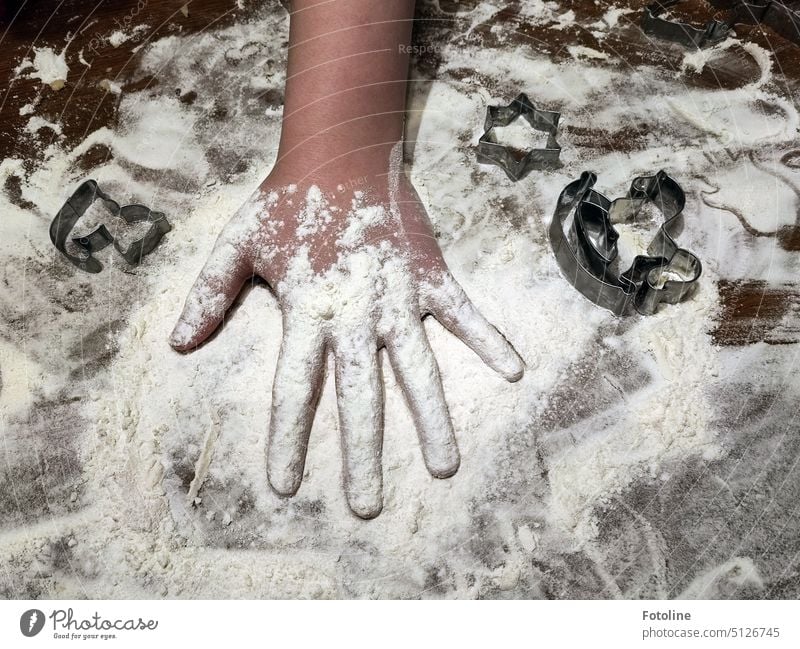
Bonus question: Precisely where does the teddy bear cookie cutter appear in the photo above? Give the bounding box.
[50,180,172,273]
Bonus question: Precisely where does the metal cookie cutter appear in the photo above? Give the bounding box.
[477,93,562,181]
[50,179,172,273]
[642,0,733,48]
[711,0,800,45]
[549,170,702,316]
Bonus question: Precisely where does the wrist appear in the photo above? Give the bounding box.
[269,138,399,188]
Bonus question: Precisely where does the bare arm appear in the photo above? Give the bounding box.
[274,0,415,182]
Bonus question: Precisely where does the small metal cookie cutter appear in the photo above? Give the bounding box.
[711,0,800,45]
[642,0,733,48]
[477,93,562,181]
[549,171,702,316]
[50,179,171,273]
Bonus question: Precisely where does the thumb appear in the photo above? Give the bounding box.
[170,234,253,351]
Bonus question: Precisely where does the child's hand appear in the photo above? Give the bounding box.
[170,164,524,518]
[170,0,525,518]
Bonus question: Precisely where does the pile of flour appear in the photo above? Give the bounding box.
[1,0,796,597]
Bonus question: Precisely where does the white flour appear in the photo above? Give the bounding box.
[1,1,796,597]
[15,46,70,89]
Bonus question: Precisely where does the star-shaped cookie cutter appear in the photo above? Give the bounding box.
[549,170,702,316]
[476,93,562,182]
[710,0,800,46]
[50,179,172,273]
[642,0,733,48]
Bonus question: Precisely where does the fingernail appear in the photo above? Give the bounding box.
[502,350,525,383]
[347,492,383,520]
[169,320,192,348]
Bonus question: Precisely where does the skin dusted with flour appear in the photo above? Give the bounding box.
[170,156,524,519]
[168,1,524,518]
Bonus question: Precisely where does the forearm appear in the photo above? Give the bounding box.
[273,0,416,182]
